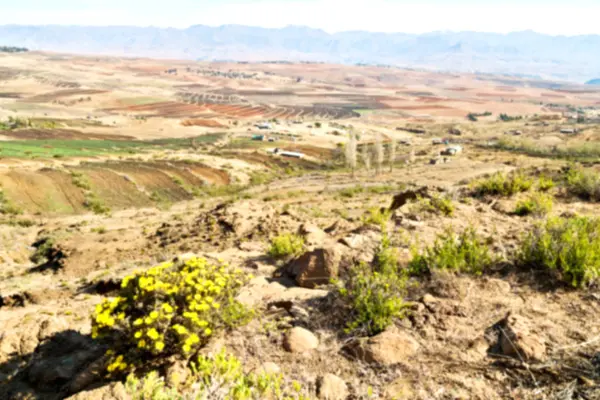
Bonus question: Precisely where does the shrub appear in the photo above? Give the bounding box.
[517,216,600,287]
[409,227,494,275]
[564,165,600,201]
[514,192,553,217]
[537,176,555,192]
[268,233,305,259]
[125,350,309,400]
[472,171,533,197]
[92,257,253,375]
[337,262,408,336]
[362,207,391,229]
[336,236,409,336]
[410,194,455,217]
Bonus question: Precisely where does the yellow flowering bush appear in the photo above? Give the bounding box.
[92,257,253,374]
[125,349,311,400]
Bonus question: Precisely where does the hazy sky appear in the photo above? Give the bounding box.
[2,0,599,35]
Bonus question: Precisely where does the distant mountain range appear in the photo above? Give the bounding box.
[2,24,600,83]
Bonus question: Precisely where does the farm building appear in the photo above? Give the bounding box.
[441,145,463,156]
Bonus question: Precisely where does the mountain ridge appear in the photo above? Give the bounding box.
[2,24,600,83]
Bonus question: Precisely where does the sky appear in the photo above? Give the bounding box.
[1,0,599,36]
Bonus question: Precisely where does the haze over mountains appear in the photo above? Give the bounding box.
[2,24,600,84]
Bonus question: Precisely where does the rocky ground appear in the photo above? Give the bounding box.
[1,156,600,399]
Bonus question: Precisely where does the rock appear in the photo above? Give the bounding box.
[318,374,348,400]
[345,327,420,366]
[498,313,546,362]
[389,187,432,211]
[66,382,130,400]
[298,223,329,247]
[339,229,381,264]
[283,327,319,353]
[235,277,287,307]
[288,247,342,289]
[67,356,108,394]
[257,362,281,375]
[324,220,355,237]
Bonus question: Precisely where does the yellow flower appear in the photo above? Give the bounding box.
[134,331,143,339]
[155,341,165,351]
[150,311,159,319]
[162,303,174,313]
[147,328,159,340]
[204,328,212,336]
[182,344,191,353]
[138,340,146,348]
[133,318,143,326]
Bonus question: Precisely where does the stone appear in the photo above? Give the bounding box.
[299,223,329,248]
[288,247,342,289]
[499,313,546,362]
[235,277,287,307]
[66,382,130,400]
[318,373,348,400]
[283,327,319,353]
[67,356,108,394]
[345,327,420,366]
[339,229,381,264]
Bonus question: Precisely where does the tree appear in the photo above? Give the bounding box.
[389,137,397,173]
[374,134,384,176]
[361,143,372,174]
[345,132,357,178]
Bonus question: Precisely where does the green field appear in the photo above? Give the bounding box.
[0,133,226,158]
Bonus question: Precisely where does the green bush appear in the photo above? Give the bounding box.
[362,207,392,228]
[410,194,455,217]
[472,171,533,197]
[537,176,555,192]
[268,233,305,259]
[92,257,253,375]
[514,192,553,217]
[517,216,600,287]
[336,236,409,336]
[564,165,600,201]
[337,262,408,336]
[125,350,309,400]
[409,227,494,275]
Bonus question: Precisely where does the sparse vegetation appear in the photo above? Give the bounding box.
[125,350,309,399]
[564,165,600,201]
[514,192,553,216]
[362,207,391,229]
[268,233,305,260]
[409,227,495,275]
[517,216,600,287]
[472,171,533,197]
[92,257,253,375]
[537,176,555,192]
[337,233,409,336]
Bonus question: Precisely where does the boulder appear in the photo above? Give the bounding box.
[498,313,546,362]
[345,327,420,366]
[287,246,342,289]
[283,327,319,353]
[318,374,348,400]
